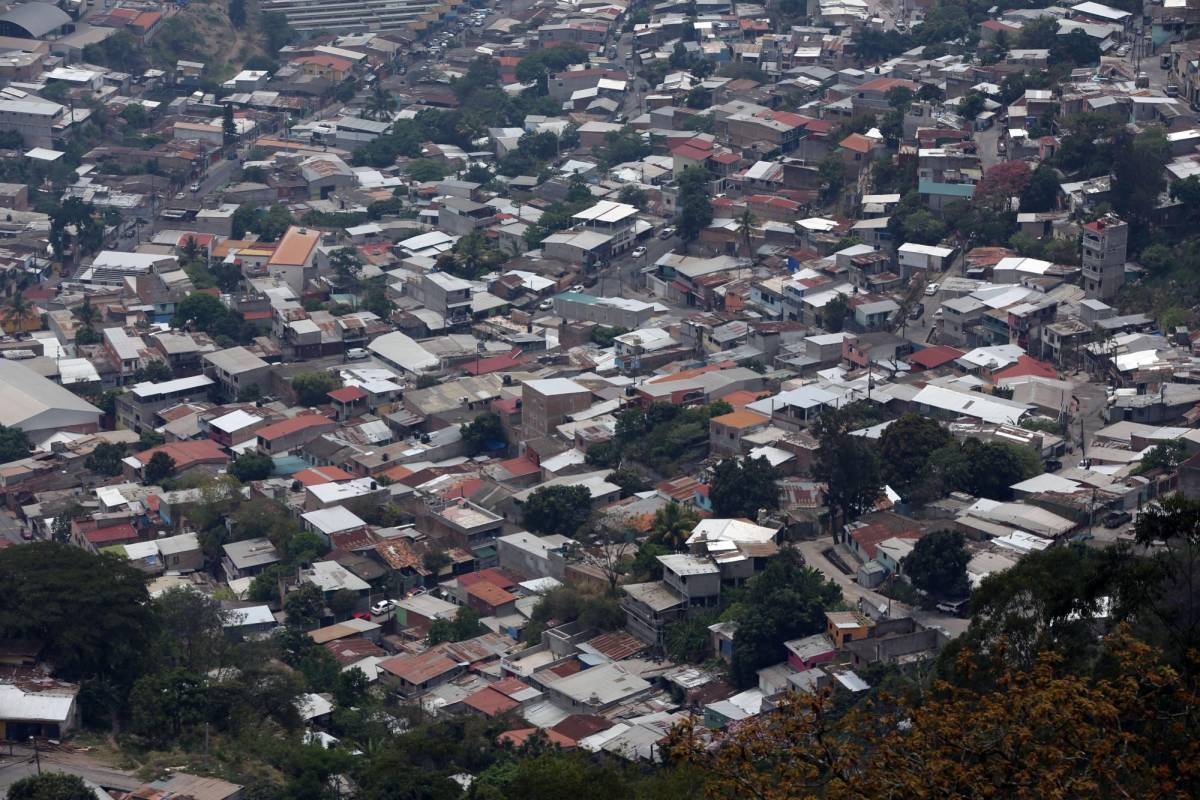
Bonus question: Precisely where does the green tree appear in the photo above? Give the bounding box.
[726,550,841,687]
[521,484,592,535]
[329,588,359,618]
[813,409,883,537]
[152,586,228,673]
[617,184,648,210]
[878,414,953,501]
[229,0,247,27]
[407,158,448,182]
[1111,127,1170,229]
[222,103,236,147]
[0,543,153,685]
[648,502,700,551]
[84,441,127,476]
[144,451,177,484]
[820,293,850,332]
[957,92,986,120]
[458,412,506,455]
[0,424,32,463]
[676,166,714,249]
[364,83,397,121]
[903,530,970,599]
[736,209,757,261]
[292,371,342,406]
[172,292,229,331]
[49,197,104,265]
[426,606,482,644]
[1020,164,1061,213]
[710,456,780,520]
[818,151,846,203]
[7,774,96,800]
[284,583,325,630]
[231,451,274,482]
[134,359,173,383]
[607,467,649,498]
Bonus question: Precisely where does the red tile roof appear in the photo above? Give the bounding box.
[257,414,333,441]
[462,686,519,716]
[135,439,228,469]
[328,386,367,403]
[379,648,459,684]
[79,522,138,545]
[466,582,517,608]
[993,355,1058,381]
[851,524,920,559]
[909,345,965,370]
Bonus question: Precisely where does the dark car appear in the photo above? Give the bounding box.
[1103,511,1132,529]
[908,303,924,320]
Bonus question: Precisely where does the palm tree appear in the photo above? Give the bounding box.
[736,209,758,262]
[7,290,31,333]
[363,84,396,121]
[651,502,700,552]
[452,232,488,279]
[76,296,97,330]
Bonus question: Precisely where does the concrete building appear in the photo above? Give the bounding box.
[522,378,592,438]
[0,97,65,148]
[1081,213,1127,301]
[115,375,215,433]
[203,347,271,400]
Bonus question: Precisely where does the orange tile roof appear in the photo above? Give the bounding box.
[711,409,769,429]
[135,439,227,468]
[840,133,875,154]
[267,226,321,267]
[257,414,332,441]
[497,727,576,748]
[294,465,355,486]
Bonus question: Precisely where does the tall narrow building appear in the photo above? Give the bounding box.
[1081,214,1128,301]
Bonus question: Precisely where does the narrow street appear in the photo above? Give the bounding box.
[0,744,140,795]
[794,538,970,638]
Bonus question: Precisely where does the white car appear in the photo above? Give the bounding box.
[538,299,553,310]
[631,246,647,258]
[925,282,940,296]
[370,599,399,616]
[345,347,370,361]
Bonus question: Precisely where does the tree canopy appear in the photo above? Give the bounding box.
[903,530,970,599]
[710,456,780,520]
[521,485,593,536]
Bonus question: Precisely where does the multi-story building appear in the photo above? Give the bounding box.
[521,378,592,438]
[1081,213,1128,301]
[0,97,66,148]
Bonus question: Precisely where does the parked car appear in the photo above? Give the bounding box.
[190,182,201,193]
[346,347,370,361]
[925,282,940,296]
[908,303,924,320]
[538,299,553,310]
[352,611,372,621]
[631,246,647,258]
[659,226,675,239]
[1104,511,1132,529]
[370,599,399,615]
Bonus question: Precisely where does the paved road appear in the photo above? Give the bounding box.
[794,538,970,638]
[0,745,140,796]
[595,234,675,298]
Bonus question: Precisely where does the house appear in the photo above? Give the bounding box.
[222,537,283,582]
[784,634,836,671]
[257,414,338,455]
[116,375,215,433]
[378,648,464,696]
[266,226,322,293]
[825,610,871,648]
[708,409,770,456]
[125,439,229,481]
[543,662,653,712]
[203,347,270,400]
[0,675,80,740]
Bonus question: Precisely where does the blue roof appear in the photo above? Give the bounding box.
[918,180,976,198]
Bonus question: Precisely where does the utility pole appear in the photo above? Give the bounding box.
[30,738,40,775]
